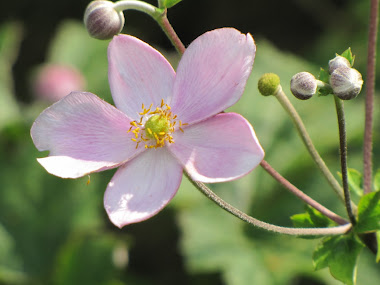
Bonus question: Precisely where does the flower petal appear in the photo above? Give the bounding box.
[104,147,183,228]
[170,28,256,125]
[168,113,264,183]
[108,34,176,120]
[31,92,143,178]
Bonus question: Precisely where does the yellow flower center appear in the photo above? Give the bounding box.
[128,99,187,149]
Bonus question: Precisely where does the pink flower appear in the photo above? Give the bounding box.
[33,64,86,102]
[31,28,264,228]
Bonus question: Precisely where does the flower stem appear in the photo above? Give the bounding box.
[274,86,345,202]
[113,0,160,17]
[112,1,185,54]
[334,96,356,225]
[260,160,348,225]
[363,0,379,194]
[185,172,352,236]
[155,10,186,54]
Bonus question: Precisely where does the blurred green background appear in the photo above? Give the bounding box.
[0,0,379,284]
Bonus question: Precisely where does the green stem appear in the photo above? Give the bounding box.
[185,172,352,236]
[113,1,185,54]
[363,0,379,194]
[334,96,356,225]
[155,10,186,54]
[260,160,348,225]
[113,0,160,17]
[274,86,345,202]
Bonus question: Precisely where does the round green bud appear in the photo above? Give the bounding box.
[328,55,351,74]
[290,72,317,100]
[258,73,281,96]
[330,66,363,100]
[84,0,125,40]
[145,115,169,139]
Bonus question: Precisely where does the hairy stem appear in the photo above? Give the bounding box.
[260,160,348,225]
[274,87,345,202]
[363,0,379,194]
[334,96,356,225]
[156,10,186,54]
[185,172,352,236]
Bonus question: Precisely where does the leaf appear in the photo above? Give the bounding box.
[318,67,330,83]
[347,168,363,196]
[340,47,355,66]
[356,191,380,233]
[313,234,364,285]
[162,0,183,8]
[318,68,333,96]
[374,169,380,191]
[337,168,363,197]
[291,206,335,239]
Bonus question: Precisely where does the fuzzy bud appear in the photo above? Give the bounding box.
[257,73,281,96]
[330,66,363,100]
[84,0,125,40]
[290,72,317,100]
[328,55,351,74]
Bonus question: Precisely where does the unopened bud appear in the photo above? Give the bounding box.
[290,72,317,100]
[257,73,281,96]
[84,0,125,40]
[328,55,351,74]
[330,66,363,100]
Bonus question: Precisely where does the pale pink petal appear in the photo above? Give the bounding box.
[170,28,256,125]
[168,113,264,183]
[31,92,143,178]
[104,148,183,228]
[108,34,175,120]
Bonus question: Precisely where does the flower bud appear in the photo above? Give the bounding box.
[257,73,280,96]
[84,0,125,40]
[328,55,351,74]
[330,66,363,100]
[290,72,317,100]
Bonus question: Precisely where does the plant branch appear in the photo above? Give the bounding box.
[155,10,186,54]
[363,0,379,194]
[260,160,348,225]
[185,172,352,236]
[274,87,345,202]
[334,96,356,225]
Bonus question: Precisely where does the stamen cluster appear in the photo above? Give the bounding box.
[128,99,187,149]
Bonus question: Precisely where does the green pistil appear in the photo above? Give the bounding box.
[145,115,169,139]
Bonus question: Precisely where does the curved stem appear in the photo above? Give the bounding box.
[156,11,186,54]
[334,96,356,225]
[363,0,379,194]
[113,1,185,54]
[113,0,160,17]
[260,160,348,225]
[274,87,345,202]
[185,172,352,236]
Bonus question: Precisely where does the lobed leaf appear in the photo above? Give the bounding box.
[356,191,380,233]
[313,234,363,285]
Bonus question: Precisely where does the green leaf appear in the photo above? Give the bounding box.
[291,206,335,239]
[318,68,333,96]
[313,234,364,285]
[374,169,380,191]
[356,191,380,233]
[376,231,380,263]
[340,47,355,66]
[291,205,334,228]
[337,169,363,197]
[318,67,330,83]
[162,0,183,8]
